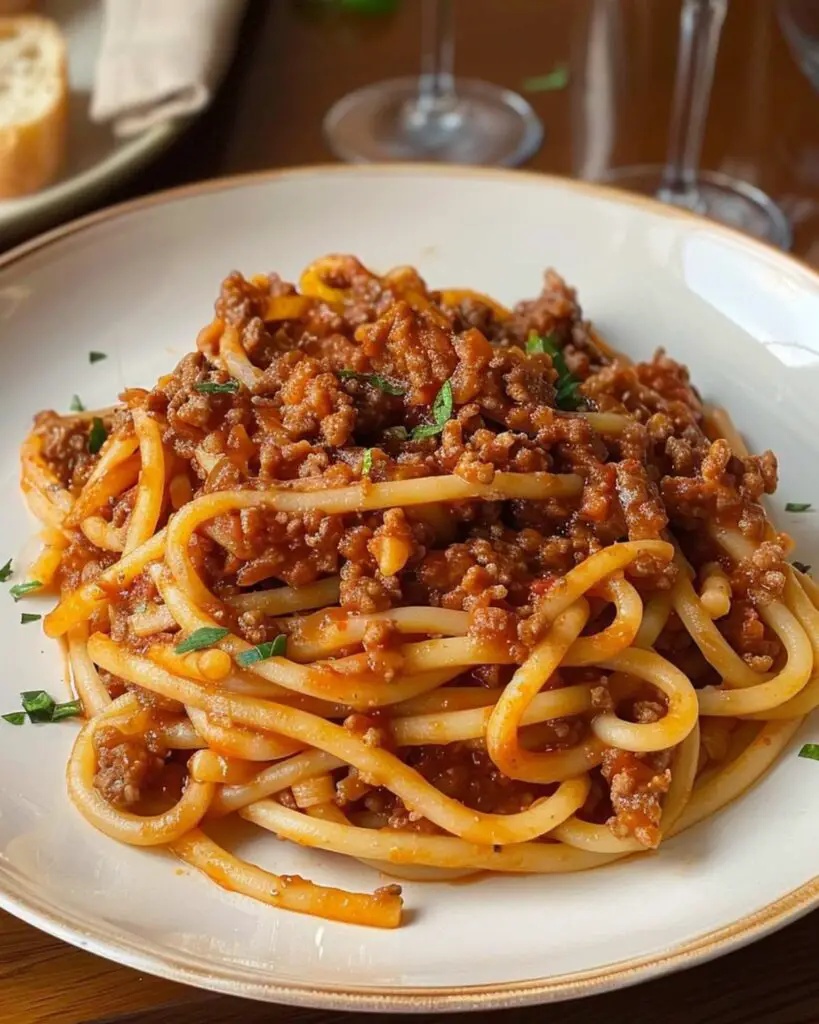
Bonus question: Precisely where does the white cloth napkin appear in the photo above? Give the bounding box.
[91,0,248,137]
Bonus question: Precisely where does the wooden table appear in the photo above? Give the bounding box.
[3,1,819,1021]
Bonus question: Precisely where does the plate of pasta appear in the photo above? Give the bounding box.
[1,164,819,1011]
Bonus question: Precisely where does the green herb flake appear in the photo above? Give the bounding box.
[20,613,41,625]
[527,333,561,357]
[7,691,82,725]
[339,0,399,14]
[361,448,374,476]
[193,379,241,395]
[0,559,12,583]
[793,561,812,575]
[88,417,107,455]
[69,394,86,412]
[527,332,583,411]
[20,690,56,723]
[51,699,83,722]
[10,580,41,602]
[174,627,230,655]
[556,378,582,410]
[338,370,406,396]
[522,63,570,94]
[799,743,819,761]
[786,503,812,513]
[236,635,287,668]
[89,351,107,364]
[411,379,454,441]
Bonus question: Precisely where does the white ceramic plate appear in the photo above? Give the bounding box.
[1,165,819,1012]
[0,0,180,243]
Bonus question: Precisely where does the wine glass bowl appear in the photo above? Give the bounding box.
[323,0,543,166]
[601,0,791,249]
[324,76,543,165]
[779,0,819,95]
[603,165,792,249]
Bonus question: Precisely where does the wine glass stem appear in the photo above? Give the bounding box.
[407,0,458,129]
[660,0,728,210]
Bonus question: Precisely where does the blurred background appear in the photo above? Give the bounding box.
[3,3,819,1022]
[2,0,819,257]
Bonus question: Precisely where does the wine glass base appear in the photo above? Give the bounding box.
[323,76,543,167]
[598,165,793,250]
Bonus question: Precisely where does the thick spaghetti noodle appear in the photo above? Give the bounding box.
[15,255,817,929]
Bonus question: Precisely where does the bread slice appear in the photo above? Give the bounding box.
[0,15,67,198]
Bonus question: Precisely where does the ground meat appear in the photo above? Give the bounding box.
[339,560,401,613]
[661,437,776,539]
[433,295,511,343]
[615,459,668,541]
[729,540,788,606]
[402,744,550,815]
[719,599,781,671]
[93,724,166,808]
[32,411,109,491]
[583,354,702,434]
[256,351,356,446]
[360,619,405,680]
[631,699,667,724]
[508,270,607,371]
[56,532,118,593]
[343,710,393,749]
[215,270,270,326]
[355,300,457,406]
[36,257,790,844]
[601,748,672,849]
[228,508,344,588]
[337,521,403,612]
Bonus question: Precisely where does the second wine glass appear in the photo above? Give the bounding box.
[602,0,791,249]
[323,0,543,166]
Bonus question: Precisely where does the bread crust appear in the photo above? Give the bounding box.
[0,15,68,198]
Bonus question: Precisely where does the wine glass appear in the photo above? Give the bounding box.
[323,0,543,166]
[602,0,792,249]
[780,0,819,94]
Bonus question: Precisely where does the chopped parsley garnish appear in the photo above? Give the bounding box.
[339,0,399,14]
[88,417,107,454]
[175,627,230,654]
[793,561,812,575]
[361,448,374,476]
[338,370,406,396]
[10,580,41,602]
[2,691,83,725]
[521,63,570,93]
[20,613,41,625]
[527,332,583,411]
[194,379,240,395]
[51,699,83,722]
[786,503,812,513]
[20,690,56,723]
[799,743,819,761]
[236,635,287,667]
[89,351,107,364]
[69,394,85,412]
[411,379,454,440]
[0,559,12,583]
